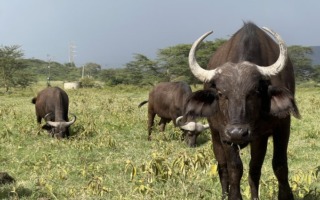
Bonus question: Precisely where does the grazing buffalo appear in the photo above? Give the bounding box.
[32,87,76,138]
[178,22,300,199]
[139,81,209,147]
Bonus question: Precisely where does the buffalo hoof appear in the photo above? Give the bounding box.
[0,172,15,185]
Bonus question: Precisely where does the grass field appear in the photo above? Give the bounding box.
[0,82,319,199]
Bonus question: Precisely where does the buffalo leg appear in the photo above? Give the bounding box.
[224,144,243,200]
[211,131,229,199]
[66,128,70,138]
[37,115,42,124]
[158,118,169,132]
[248,136,268,199]
[147,112,155,141]
[273,119,294,200]
[35,115,42,135]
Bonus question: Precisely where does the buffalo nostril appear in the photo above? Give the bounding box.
[242,130,249,137]
[226,127,249,140]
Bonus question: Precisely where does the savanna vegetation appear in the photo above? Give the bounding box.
[0,37,320,199]
[0,81,319,199]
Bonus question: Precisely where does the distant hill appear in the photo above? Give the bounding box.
[310,46,320,65]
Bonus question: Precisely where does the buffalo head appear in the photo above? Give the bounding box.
[42,113,77,138]
[176,116,210,147]
[179,27,300,145]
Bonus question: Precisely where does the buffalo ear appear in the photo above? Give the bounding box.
[42,124,52,131]
[268,86,301,119]
[184,89,218,119]
[31,97,37,104]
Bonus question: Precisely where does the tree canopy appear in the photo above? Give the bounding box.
[0,45,36,91]
[288,45,315,81]
[1,40,319,90]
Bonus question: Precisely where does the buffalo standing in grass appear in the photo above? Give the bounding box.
[178,22,300,199]
[139,81,209,147]
[32,87,76,138]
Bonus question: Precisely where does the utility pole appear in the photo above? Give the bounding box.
[47,54,51,87]
[69,42,76,65]
[82,65,85,78]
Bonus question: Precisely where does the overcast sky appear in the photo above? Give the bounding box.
[1,0,320,68]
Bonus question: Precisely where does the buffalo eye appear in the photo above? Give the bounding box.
[251,90,260,96]
[217,90,229,114]
[247,88,260,100]
[218,90,228,100]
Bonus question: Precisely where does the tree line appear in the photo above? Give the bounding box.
[0,39,319,91]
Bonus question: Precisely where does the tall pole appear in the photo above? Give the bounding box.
[82,65,85,78]
[47,54,51,87]
[69,42,76,65]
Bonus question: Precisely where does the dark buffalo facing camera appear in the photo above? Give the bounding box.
[139,81,209,147]
[32,87,76,138]
[178,22,300,199]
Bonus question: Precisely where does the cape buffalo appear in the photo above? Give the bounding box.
[139,81,209,147]
[178,22,300,199]
[32,87,76,138]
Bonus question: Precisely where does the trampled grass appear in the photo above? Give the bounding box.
[0,83,319,199]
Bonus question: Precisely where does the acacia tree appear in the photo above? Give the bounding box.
[157,44,191,82]
[83,62,101,78]
[124,54,161,85]
[288,45,314,81]
[100,40,226,86]
[99,68,127,85]
[0,45,34,92]
[157,39,226,84]
[313,65,320,82]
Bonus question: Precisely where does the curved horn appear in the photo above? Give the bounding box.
[179,121,210,132]
[44,112,53,121]
[256,27,288,77]
[63,113,77,127]
[189,31,219,83]
[180,121,196,131]
[46,114,76,127]
[202,124,210,130]
[176,116,184,126]
[46,121,60,127]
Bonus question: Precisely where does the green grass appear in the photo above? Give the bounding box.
[0,83,319,199]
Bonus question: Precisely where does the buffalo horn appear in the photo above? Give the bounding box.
[189,27,287,82]
[176,116,210,132]
[255,27,288,77]
[180,121,209,132]
[176,116,184,126]
[188,31,219,83]
[44,112,53,120]
[46,113,77,127]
